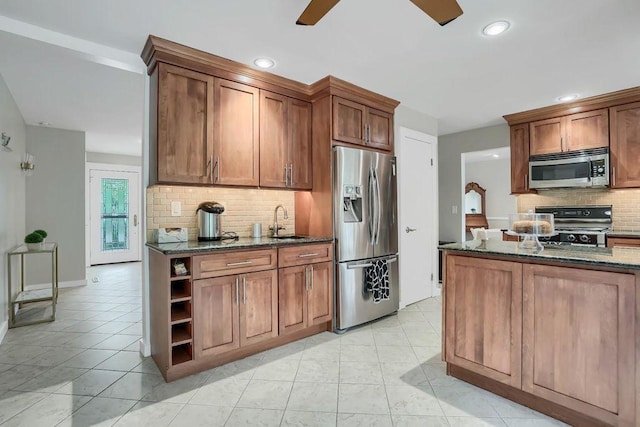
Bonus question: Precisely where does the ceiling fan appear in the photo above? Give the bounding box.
[296,0,463,26]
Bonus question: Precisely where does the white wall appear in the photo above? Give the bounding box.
[86,151,141,166]
[0,72,26,340]
[465,157,516,230]
[395,105,438,137]
[26,126,86,285]
[438,124,510,242]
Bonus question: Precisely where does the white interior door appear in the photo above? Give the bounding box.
[398,127,438,307]
[89,168,141,265]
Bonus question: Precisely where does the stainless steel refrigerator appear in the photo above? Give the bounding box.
[333,146,399,331]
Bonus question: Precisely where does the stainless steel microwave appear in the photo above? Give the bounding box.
[529,147,609,189]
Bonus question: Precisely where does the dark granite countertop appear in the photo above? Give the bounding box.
[146,236,333,255]
[439,240,640,270]
[606,230,640,239]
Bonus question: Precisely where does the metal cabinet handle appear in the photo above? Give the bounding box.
[235,277,239,304]
[208,156,213,183]
[405,227,416,233]
[133,214,138,227]
[242,276,246,305]
[216,157,220,182]
[347,263,373,269]
[305,266,309,291]
[284,164,288,186]
[298,253,318,258]
[309,265,314,290]
[289,164,293,186]
[226,261,253,267]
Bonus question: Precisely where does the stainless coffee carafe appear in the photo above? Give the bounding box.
[196,201,224,241]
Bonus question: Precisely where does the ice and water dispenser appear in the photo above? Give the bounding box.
[342,185,363,223]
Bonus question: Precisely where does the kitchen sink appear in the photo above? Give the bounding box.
[270,235,309,240]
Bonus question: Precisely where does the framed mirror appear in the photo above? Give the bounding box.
[465,182,488,232]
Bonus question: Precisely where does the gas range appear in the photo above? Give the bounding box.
[535,205,612,247]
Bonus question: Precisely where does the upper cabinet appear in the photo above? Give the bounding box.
[610,102,640,188]
[529,109,609,156]
[333,96,393,151]
[156,63,215,184]
[504,86,640,190]
[510,124,532,194]
[213,79,259,186]
[260,91,312,190]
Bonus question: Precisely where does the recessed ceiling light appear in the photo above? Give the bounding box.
[38,121,52,126]
[556,94,580,103]
[482,20,510,36]
[253,57,275,69]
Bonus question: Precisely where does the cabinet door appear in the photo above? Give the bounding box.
[239,270,278,346]
[529,117,564,156]
[333,96,366,145]
[522,265,635,426]
[366,107,393,151]
[610,102,640,188]
[157,63,214,184]
[509,124,532,194]
[260,91,288,188]
[445,255,522,388]
[565,109,609,152]
[278,265,308,335]
[307,261,333,326]
[606,236,640,248]
[214,79,259,186]
[193,276,239,358]
[289,99,313,189]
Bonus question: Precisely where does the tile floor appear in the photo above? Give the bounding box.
[0,262,568,426]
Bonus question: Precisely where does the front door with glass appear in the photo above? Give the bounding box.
[90,168,140,265]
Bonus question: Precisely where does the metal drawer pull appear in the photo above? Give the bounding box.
[226,260,253,267]
[235,277,239,304]
[242,276,246,305]
[310,265,314,290]
[347,263,373,269]
[298,253,318,258]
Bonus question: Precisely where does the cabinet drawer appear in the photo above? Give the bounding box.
[193,248,277,279]
[278,243,333,268]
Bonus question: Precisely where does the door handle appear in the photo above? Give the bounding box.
[289,164,293,186]
[305,266,309,291]
[405,227,416,233]
[284,164,288,186]
[133,214,138,227]
[235,277,239,304]
[309,265,314,290]
[298,253,318,258]
[347,263,373,270]
[209,156,213,183]
[226,261,253,267]
[242,276,246,305]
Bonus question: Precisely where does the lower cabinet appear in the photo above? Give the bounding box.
[279,261,333,335]
[194,269,278,359]
[444,253,637,427]
[445,256,523,388]
[522,264,635,426]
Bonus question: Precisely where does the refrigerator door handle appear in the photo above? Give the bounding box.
[347,262,373,269]
[373,167,381,245]
[368,167,375,244]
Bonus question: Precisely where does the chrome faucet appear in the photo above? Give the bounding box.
[272,204,288,237]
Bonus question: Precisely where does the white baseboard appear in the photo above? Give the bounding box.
[0,319,8,344]
[25,279,86,290]
[139,338,151,357]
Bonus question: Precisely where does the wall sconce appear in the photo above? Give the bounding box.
[1,132,11,152]
[20,153,35,176]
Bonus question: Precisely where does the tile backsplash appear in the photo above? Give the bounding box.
[517,188,640,231]
[146,186,296,242]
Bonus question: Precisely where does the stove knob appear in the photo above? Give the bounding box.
[579,234,590,243]
[582,210,591,216]
[597,166,605,174]
[567,234,576,242]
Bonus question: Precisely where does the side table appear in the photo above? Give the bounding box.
[7,242,59,328]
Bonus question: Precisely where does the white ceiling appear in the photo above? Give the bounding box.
[0,0,638,155]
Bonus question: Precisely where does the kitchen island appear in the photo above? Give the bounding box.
[147,236,334,382]
[440,240,640,427]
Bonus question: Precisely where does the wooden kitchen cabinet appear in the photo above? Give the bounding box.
[607,236,640,248]
[522,264,635,426]
[260,91,312,190]
[509,124,532,193]
[193,275,239,358]
[445,255,523,388]
[239,269,278,346]
[213,79,260,186]
[610,101,640,188]
[332,96,393,151]
[156,63,214,184]
[278,244,333,335]
[529,109,609,156]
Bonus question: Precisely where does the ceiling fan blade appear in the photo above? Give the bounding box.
[409,0,463,26]
[296,0,341,26]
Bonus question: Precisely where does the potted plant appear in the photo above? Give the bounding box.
[34,229,48,243]
[24,232,44,251]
